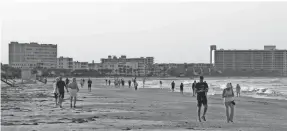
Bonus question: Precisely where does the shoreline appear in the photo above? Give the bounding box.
[2,82,287,131]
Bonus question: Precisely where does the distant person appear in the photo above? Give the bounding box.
[53,77,59,107]
[108,79,111,86]
[195,76,209,122]
[56,76,69,108]
[180,83,184,94]
[222,83,235,123]
[143,78,146,88]
[171,81,175,92]
[68,78,79,108]
[105,79,108,85]
[133,77,136,86]
[88,78,92,92]
[44,77,47,84]
[121,79,125,86]
[114,79,117,87]
[229,83,233,89]
[160,81,162,88]
[65,77,70,85]
[192,81,197,96]
[236,84,241,97]
[134,81,138,90]
[128,80,132,88]
[80,79,84,88]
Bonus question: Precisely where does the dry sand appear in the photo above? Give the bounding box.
[1,82,287,131]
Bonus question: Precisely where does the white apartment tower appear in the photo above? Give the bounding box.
[9,42,57,69]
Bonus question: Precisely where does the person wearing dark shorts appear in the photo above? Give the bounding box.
[195,76,209,122]
[88,78,92,92]
[108,79,111,86]
[57,76,69,108]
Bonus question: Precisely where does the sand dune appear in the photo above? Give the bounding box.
[1,82,287,131]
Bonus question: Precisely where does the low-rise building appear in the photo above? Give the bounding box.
[57,56,73,69]
[73,61,88,70]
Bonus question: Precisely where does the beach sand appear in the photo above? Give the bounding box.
[1,82,287,131]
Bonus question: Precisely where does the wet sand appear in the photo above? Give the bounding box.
[1,82,287,131]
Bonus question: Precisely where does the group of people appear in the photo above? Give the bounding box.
[53,77,93,108]
[171,81,185,94]
[52,75,242,123]
[170,76,241,123]
[104,77,140,90]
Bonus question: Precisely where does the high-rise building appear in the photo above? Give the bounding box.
[9,42,57,69]
[212,45,287,76]
[57,56,73,69]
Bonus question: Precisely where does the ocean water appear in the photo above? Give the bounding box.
[79,77,287,100]
[22,77,286,101]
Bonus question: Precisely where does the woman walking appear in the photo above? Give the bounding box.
[53,77,59,107]
[68,78,79,108]
[222,83,235,123]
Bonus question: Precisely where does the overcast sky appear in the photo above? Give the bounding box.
[1,1,287,64]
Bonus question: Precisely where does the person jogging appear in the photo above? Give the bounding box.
[194,76,209,122]
[88,78,92,92]
[56,76,69,108]
[192,81,197,96]
[171,81,175,92]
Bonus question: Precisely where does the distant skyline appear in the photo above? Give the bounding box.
[2,1,287,64]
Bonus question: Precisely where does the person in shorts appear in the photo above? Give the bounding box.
[195,76,209,122]
[68,78,79,108]
[57,76,69,108]
[53,77,59,107]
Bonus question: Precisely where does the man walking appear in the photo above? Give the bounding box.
[57,76,69,108]
[195,76,209,122]
[88,78,92,92]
